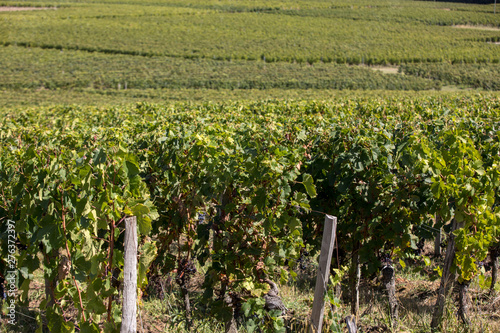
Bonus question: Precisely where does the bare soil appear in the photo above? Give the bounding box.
[453,24,500,32]
[371,66,400,74]
[0,7,54,12]
[359,65,400,74]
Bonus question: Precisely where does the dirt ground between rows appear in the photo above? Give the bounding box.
[453,24,500,32]
[0,7,54,12]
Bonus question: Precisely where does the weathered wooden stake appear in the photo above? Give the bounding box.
[309,215,337,333]
[381,264,398,325]
[431,219,462,330]
[434,214,442,257]
[457,279,471,326]
[44,249,58,307]
[349,245,360,319]
[121,216,138,333]
[345,315,357,333]
[489,245,499,297]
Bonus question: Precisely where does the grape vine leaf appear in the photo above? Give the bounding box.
[302,173,317,198]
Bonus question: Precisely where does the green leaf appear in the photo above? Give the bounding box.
[241,278,255,292]
[138,241,158,288]
[245,319,257,333]
[92,149,107,165]
[79,322,101,333]
[47,307,75,333]
[273,317,286,332]
[86,280,107,314]
[75,197,90,217]
[430,180,443,200]
[19,278,31,303]
[124,160,140,178]
[264,256,276,266]
[131,203,156,235]
[422,256,431,267]
[91,255,99,276]
[252,188,267,211]
[112,306,122,325]
[103,321,120,333]
[337,176,353,193]
[302,173,317,198]
[242,302,252,317]
[287,217,301,232]
[36,313,44,333]
[293,191,310,209]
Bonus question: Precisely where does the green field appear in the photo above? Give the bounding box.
[1,0,500,107]
[2,0,499,63]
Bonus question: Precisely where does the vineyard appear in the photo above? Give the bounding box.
[0,95,499,332]
[0,45,440,91]
[1,0,500,332]
[1,0,500,107]
[1,0,499,64]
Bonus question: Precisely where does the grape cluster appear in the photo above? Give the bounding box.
[477,261,492,272]
[296,251,310,271]
[414,239,425,256]
[380,254,393,267]
[177,258,197,281]
[198,212,207,225]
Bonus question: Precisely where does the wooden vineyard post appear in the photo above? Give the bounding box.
[381,264,398,325]
[309,215,337,333]
[434,228,442,257]
[489,245,499,296]
[434,214,442,257]
[349,242,361,318]
[344,315,357,333]
[431,218,462,330]
[121,216,138,333]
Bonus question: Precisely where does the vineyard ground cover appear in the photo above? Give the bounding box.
[2,242,499,332]
[0,7,53,11]
[453,24,500,31]
[368,66,401,75]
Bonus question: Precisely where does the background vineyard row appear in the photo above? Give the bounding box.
[1,0,500,109]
